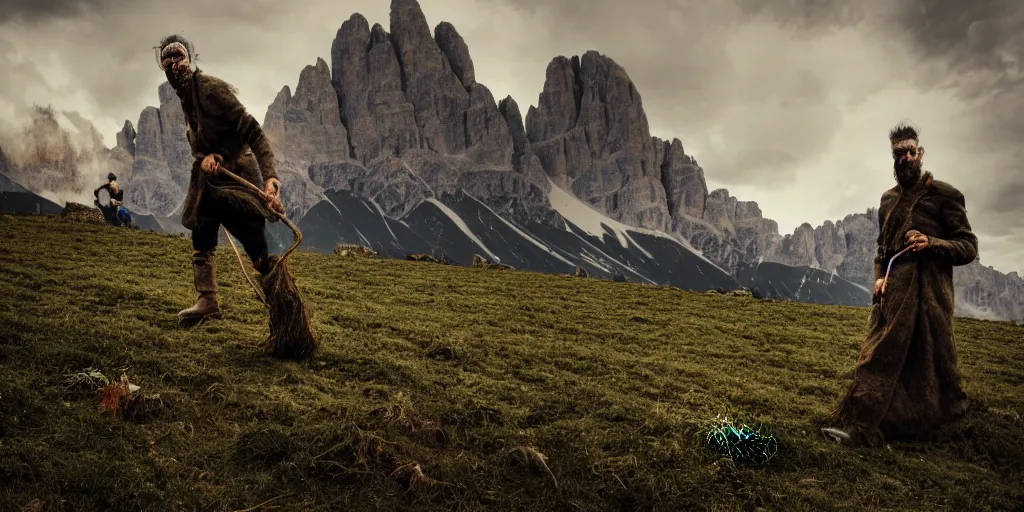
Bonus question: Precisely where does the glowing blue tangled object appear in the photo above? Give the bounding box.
[704,416,778,466]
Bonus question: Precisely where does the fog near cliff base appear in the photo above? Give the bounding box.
[0,0,1020,274]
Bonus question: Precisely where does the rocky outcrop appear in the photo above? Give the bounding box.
[955,263,1024,323]
[521,51,790,275]
[158,82,192,192]
[113,81,194,217]
[525,52,670,233]
[768,223,818,268]
[364,22,421,159]
[763,209,878,286]
[390,0,471,156]
[0,105,135,208]
[0,145,8,177]
[132,107,163,163]
[434,22,474,88]
[658,138,706,220]
[814,220,848,272]
[264,57,349,165]
[126,103,183,217]
[318,0,540,223]
[115,120,136,158]
[332,15,410,163]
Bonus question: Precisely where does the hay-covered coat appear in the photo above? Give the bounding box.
[831,171,978,443]
[176,70,277,230]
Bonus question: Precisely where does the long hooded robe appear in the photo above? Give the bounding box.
[830,171,979,445]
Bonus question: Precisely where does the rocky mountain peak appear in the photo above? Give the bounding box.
[116,120,137,158]
[658,137,708,220]
[525,51,668,232]
[158,82,176,105]
[498,95,528,156]
[264,56,349,166]
[434,22,475,89]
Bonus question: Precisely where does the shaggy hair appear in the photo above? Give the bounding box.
[889,122,920,145]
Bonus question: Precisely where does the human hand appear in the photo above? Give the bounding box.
[905,229,929,252]
[264,177,284,214]
[200,154,224,175]
[873,278,885,297]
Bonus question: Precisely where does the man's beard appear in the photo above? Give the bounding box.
[165,65,191,90]
[894,159,922,188]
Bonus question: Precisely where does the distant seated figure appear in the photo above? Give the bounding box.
[94,172,131,226]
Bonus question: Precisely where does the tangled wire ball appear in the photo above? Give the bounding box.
[704,416,778,466]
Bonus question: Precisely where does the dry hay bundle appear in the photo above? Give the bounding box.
[62,202,106,224]
[259,254,319,360]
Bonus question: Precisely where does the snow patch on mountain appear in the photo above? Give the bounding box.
[547,178,731,275]
[467,193,575,266]
[547,179,653,258]
[425,198,499,261]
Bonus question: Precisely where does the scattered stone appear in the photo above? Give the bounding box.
[426,345,456,361]
[472,254,514,270]
[407,253,439,263]
[335,243,377,258]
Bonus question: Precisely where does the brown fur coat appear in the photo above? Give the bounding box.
[830,171,979,444]
[175,70,278,230]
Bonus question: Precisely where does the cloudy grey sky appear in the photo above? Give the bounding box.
[1,0,1021,274]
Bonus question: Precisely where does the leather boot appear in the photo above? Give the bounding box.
[178,249,223,326]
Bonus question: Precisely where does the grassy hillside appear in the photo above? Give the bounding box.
[1,212,1022,511]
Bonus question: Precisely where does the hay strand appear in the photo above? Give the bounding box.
[224,227,266,304]
[259,254,318,359]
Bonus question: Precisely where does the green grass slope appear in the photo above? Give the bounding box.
[1,213,1022,511]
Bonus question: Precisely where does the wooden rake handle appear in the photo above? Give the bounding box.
[211,163,304,264]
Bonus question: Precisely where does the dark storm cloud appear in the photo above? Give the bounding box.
[0,0,111,24]
[0,0,296,129]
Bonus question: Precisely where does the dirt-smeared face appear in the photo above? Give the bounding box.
[160,42,192,87]
[891,139,923,187]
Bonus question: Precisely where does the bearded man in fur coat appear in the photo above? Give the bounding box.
[156,35,285,326]
[823,123,979,446]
